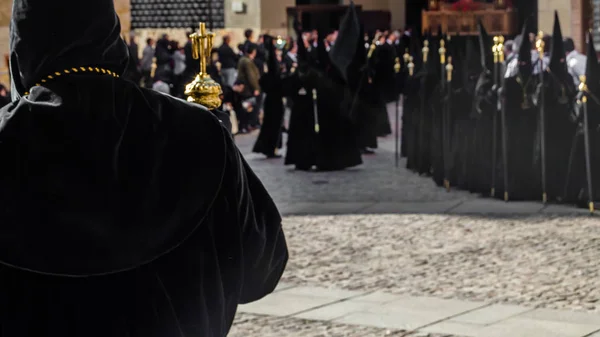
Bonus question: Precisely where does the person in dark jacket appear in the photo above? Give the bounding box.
[218,35,238,88]
[0,1,288,337]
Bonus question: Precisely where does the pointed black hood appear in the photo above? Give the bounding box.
[518,18,533,76]
[585,31,600,94]
[477,20,493,71]
[330,0,360,81]
[9,0,129,97]
[549,11,569,78]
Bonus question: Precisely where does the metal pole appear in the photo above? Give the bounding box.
[579,75,594,214]
[491,36,499,197]
[536,31,547,203]
[498,36,509,202]
[395,58,401,168]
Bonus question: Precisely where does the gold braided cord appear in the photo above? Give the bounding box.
[24,67,119,96]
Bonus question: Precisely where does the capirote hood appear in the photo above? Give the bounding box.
[9,0,129,97]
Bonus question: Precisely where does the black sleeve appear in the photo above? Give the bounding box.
[223,134,288,304]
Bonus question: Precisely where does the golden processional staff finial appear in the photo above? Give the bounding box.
[422,40,429,63]
[185,22,222,110]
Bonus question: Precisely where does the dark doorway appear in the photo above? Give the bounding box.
[513,0,538,32]
[405,0,427,32]
[288,5,359,32]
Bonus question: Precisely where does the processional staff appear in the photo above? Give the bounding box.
[490,36,499,198]
[577,75,595,214]
[444,56,453,192]
[185,22,222,110]
[496,36,509,202]
[536,31,548,204]
[394,57,401,168]
[418,40,429,172]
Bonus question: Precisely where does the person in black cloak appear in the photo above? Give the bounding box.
[452,37,482,190]
[413,33,441,176]
[284,19,320,170]
[336,2,378,154]
[370,37,394,137]
[403,33,423,171]
[0,0,288,336]
[499,18,542,200]
[429,29,448,187]
[564,31,600,205]
[469,21,496,195]
[252,35,285,158]
[312,25,363,171]
[350,24,379,153]
[541,11,578,201]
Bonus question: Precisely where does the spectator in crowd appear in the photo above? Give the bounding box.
[242,29,254,54]
[284,41,298,76]
[140,38,155,88]
[184,30,199,84]
[218,35,238,88]
[208,48,223,86]
[255,34,267,76]
[171,41,187,98]
[124,33,141,85]
[237,44,261,129]
[565,37,586,86]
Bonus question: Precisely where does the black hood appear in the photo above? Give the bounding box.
[518,18,533,76]
[9,0,129,98]
[549,11,569,81]
[585,30,600,94]
[329,0,360,82]
[477,20,493,71]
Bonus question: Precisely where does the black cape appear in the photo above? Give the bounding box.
[1,0,287,335]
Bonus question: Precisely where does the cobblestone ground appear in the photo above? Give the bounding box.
[231,106,599,335]
[229,313,465,337]
[279,214,600,312]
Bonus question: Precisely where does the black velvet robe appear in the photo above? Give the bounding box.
[283,72,319,170]
[0,0,288,335]
[253,37,284,157]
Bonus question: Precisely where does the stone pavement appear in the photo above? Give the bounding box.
[232,284,600,337]
[230,104,600,336]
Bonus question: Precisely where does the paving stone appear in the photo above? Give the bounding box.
[371,296,487,317]
[237,292,340,316]
[359,200,463,214]
[480,317,600,337]
[335,311,434,330]
[294,300,378,321]
[520,308,600,325]
[277,286,366,300]
[449,199,544,214]
[450,304,532,325]
[418,321,486,336]
[352,291,408,304]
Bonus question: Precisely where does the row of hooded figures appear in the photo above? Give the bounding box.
[400,12,600,212]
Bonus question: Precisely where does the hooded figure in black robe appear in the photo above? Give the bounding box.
[404,34,423,171]
[469,21,497,195]
[312,27,363,171]
[499,19,542,200]
[284,19,321,170]
[252,35,285,158]
[564,31,600,205]
[0,0,288,336]
[541,11,578,201]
